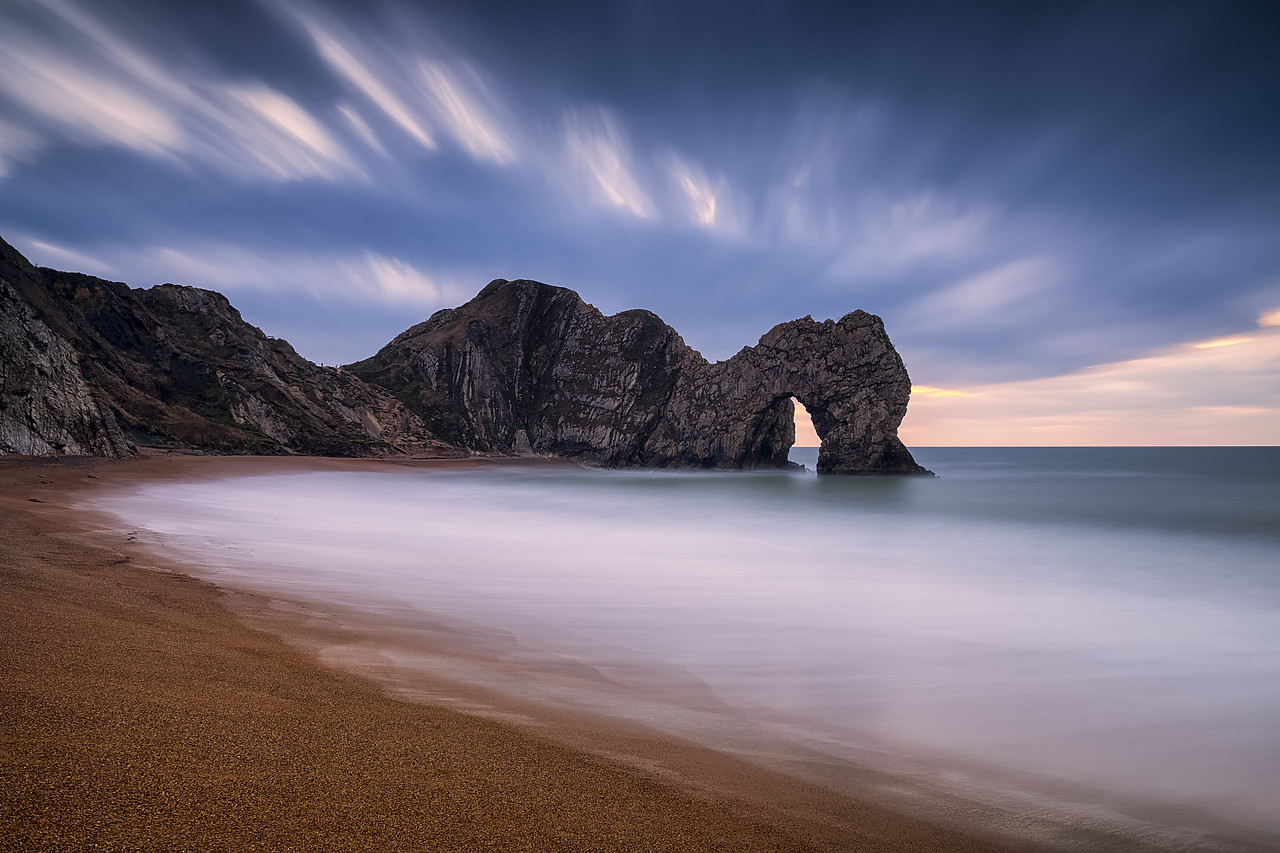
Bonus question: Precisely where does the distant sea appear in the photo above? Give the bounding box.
[92,447,1280,840]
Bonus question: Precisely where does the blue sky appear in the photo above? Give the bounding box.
[1,0,1277,443]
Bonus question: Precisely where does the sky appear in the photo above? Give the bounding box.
[1,0,1276,445]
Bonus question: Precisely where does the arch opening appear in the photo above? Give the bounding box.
[790,396,822,470]
[792,397,820,447]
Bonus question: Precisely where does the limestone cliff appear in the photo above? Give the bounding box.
[348,279,929,474]
[0,237,448,458]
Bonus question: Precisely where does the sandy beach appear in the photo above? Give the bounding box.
[0,453,1029,852]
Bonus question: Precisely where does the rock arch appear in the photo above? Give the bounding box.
[645,312,930,474]
[348,279,931,475]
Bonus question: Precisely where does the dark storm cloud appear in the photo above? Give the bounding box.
[1,0,1277,393]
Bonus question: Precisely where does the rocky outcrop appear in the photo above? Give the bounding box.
[348,279,929,474]
[0,237,450,458]
[0,272,129,456]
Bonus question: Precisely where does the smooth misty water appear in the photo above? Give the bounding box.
[92,448,1280,834]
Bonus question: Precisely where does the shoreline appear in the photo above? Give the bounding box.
[3,454,1274,851]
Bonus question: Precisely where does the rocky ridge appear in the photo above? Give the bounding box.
[0,237,449,458]
[348,279,929,474]
[2,237,927,474]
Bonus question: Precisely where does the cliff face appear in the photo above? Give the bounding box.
[0,259,130,457]
[0,238,448,458]
[348,279,929,474]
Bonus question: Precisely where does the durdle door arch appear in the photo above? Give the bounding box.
[635,312,932,475]
[348,279,932,475]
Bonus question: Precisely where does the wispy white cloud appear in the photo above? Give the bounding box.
[0,119,42,178]
[666,154,740,233]
[900,312,1280,446]
[905,257,1058,330]
[14,236,468,309]
[285,6,436,151]
[564,108,655,219]
[337,103,385,154]
[0,0,363,182]
[763,98,888,247]
[147,245,469,308]
[18,238,116,275]
[419,60,515,165]
[220,84,357,181]
[670,157,718,226]
[273,0,517,167]
[0,37,182,156]
[830,194,991,279]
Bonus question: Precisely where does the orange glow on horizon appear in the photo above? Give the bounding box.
[1192,336,1254,349]
[899,322,1280,446]
[911,385,976,398]
[792,398,820,447]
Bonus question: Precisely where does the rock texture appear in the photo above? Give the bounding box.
[0,271,129,457]
[348,279,929,474]
[0,237,449,458]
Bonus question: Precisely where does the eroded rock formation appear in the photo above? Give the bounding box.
[0,237,450,458]
[2,236,926,473]
[348,279,929,474]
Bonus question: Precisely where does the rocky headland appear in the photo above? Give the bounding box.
[1,237,928,474]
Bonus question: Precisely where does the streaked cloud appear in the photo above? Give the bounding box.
[0,36,181,156]
[148,245,469,308]
[273,1,517,166]
[901,316,1280,446]
[13,236,467,309]
[564,108,654,219]
[905,257,1058,330]
[830,194,991,280]
[222,84,357,181]
[0,119,42,178]
[0,0,363,182]
[21,238,116,275]
[284,4,436,150]
[337,103,386,154]
[419,60,515,165]
[668,156,719,228]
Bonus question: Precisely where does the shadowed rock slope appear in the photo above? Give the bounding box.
[0,237,448,458]
[347,279,929,474]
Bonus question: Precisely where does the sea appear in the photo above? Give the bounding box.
[89,447,1280,846]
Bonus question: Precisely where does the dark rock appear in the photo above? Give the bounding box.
[0,237,449,458]
[348,279,930,475]
[2,235,928,473]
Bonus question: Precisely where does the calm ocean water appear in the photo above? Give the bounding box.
[92,447,1280,837]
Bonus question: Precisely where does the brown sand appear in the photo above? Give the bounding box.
[0,454,1175,852]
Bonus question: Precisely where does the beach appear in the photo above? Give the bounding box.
[0,454,1026,852]
[4,452,1278,852]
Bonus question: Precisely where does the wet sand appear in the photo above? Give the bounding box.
[4,454,1272,852]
